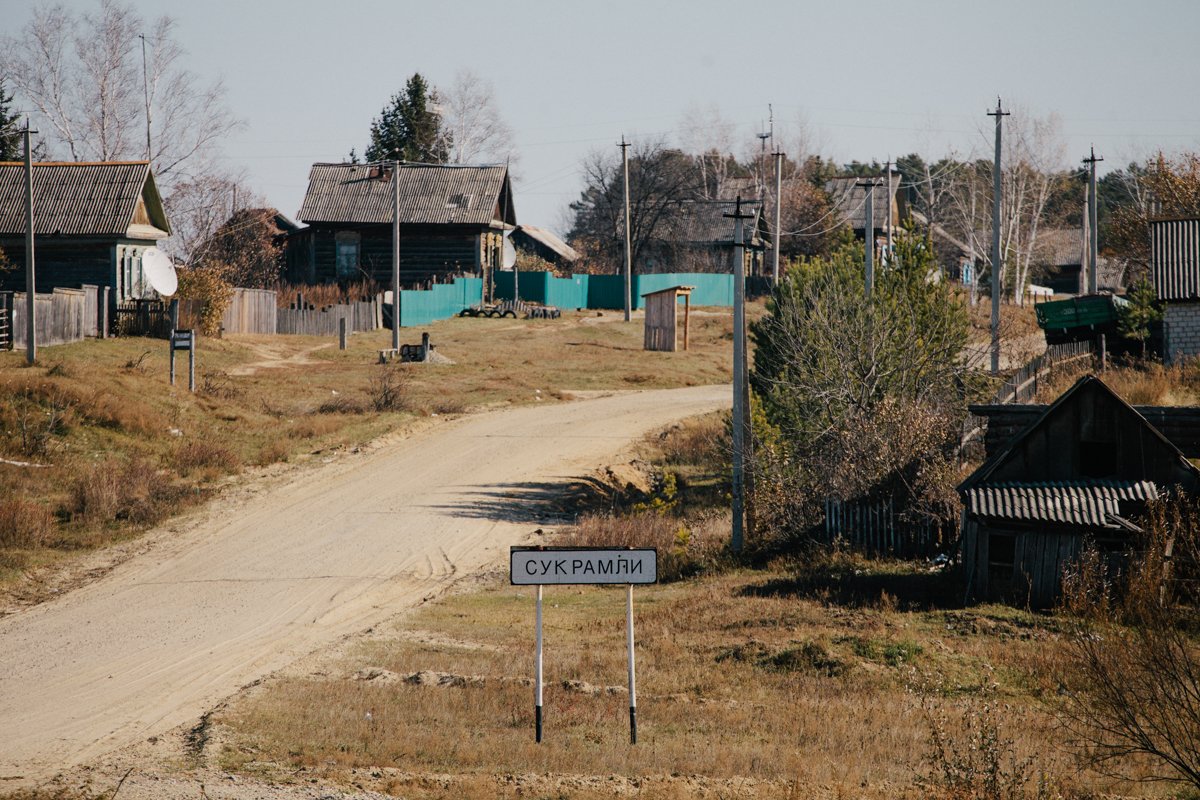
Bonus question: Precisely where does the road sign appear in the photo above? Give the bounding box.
[169,329,196,392]
[510,547,657,585]
[511,546,657,745]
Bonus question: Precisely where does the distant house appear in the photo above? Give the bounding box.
[511,224,578,267]
[0,161,171,308]
[959,375,1200,607]
[824,174,905,243]
[1152,217,1200,363]
[286,162,515,289]
[1033,228,1124,295]
[655,199,769,276]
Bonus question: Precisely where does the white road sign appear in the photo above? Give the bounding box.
[510,548,657,585]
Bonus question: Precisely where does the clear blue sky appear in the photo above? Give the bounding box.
[8,0,1200,234]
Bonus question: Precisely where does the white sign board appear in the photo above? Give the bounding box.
[511,548,657,585]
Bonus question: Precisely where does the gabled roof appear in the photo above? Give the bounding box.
[824,175,899,231]
[664,199,765,246]
[0,161,169,238]
[514,224,578,261]
[297,162,515,227]
[959,375,1200,494]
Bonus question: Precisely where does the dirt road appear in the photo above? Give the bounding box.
[0,385,729,778]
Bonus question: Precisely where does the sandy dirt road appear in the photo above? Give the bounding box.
[0,385,729,778]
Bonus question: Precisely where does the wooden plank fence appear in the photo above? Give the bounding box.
[276,294,382,336]
[179,288,278,335]
[10,286,106,348]
[823,497,944,558]
[0,292,11,350]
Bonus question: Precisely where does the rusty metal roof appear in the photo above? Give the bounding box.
[965,480,1158,527]
[0,161,168,237]
[1152,218,1200,300]
[514,224,578,262]
[664,199,765,246]
[824,176,899,231]
[298,162,515,227]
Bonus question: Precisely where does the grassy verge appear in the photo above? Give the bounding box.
[0,308,738,595]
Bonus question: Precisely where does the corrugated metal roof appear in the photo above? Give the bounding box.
[965,480,1159,527]
[297,162,514,227]
[664,199,764,245]
[514,224,578,261]
[0,161,166,236]
[824,176,897,230]
[1152,218,1200,300]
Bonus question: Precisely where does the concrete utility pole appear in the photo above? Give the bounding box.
[619,136,632,321]
[725,197,754,553]
[856,177,884,297]
[139,34,152,161]
[1083,146,1104,296]
[23,120,36,365]
[392,160,401,350]
[988,98,1009,375]
[772,150,783,283]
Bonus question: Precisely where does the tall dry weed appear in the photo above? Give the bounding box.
[0,499,54,548]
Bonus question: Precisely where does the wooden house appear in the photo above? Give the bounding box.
[824,175,905,245]
[511,224,578,268]
[287,162,515,289]
[654,199,768,276]
[958,375,1200,607]
[0,161,171,308]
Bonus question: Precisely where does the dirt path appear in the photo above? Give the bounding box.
[229,340,333,375]
[0,385,729,779]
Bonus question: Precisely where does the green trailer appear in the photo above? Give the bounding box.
[1035,294,1128,334]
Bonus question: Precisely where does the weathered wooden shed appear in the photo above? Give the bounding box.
[959,375,1200,607]
[642,285,693,352]
[0,161,171,309]
[287,162,515,290]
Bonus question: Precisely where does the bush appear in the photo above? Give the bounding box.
[174,441,241,477]
[68,458,178,526]
[0,499,54,548]
[368,364,410,412]
[569,511,725,582]
[176,265,234,336]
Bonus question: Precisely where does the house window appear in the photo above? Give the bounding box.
[335,232,360,279]
[120,247,146,300]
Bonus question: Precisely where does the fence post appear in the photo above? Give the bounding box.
[339,316,347,350]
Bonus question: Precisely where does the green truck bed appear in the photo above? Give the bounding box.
[1035,294,1128,331]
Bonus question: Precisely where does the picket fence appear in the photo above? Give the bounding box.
[823,497,944,558]
[5,286,107,348]
[276,296,382,336]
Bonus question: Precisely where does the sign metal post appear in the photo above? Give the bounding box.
[511,547,657,745]
[169,329,196,392]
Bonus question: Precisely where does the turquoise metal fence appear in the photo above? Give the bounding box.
[392,277,483,328]
[462,271,735,314]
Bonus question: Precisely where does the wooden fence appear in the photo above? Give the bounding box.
[276,295,382,336]
[8,286,107,348]
[959,340,1093,462]
[0,292,10,350]
[823,497,945,558]
[115,298,172,338]
[179,288,278,335]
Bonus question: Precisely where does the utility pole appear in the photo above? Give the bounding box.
[619,136,632,322]
[988,98,1009,375]
[856,177,883,297]
[885,158,893,265]
[1083,146,1104,296]
[772,149,783,283]
[725,197,754,553]
[391,160,400,351]
[23,120,36,365]
[139,34,152,161]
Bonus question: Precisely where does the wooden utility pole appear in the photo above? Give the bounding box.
[139,34,152,161]
[988,98,1009,375]
[620,136,632,321]
[1083,146,1104,295]
[772,150,783,283]
[885,159,893,263]
[856,177,884,297]
[23,121,36,365]
[391,160,400,350]
[725,197,754,553]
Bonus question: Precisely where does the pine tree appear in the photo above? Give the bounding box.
[364,73,450,163]
[0,80,23,161]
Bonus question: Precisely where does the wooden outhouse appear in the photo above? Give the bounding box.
[642,285,693,352]
[958,375,1200,607]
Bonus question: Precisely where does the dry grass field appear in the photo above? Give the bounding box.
[208,554,1164,800]
[0,308,738,595]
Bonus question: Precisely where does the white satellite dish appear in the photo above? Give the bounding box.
[142,247,178,297]
[502,238,517,270]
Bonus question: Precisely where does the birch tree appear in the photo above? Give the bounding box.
[439,69,515,166]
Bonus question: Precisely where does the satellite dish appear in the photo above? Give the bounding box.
[142,247,178,297]
[502,238,517,270]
